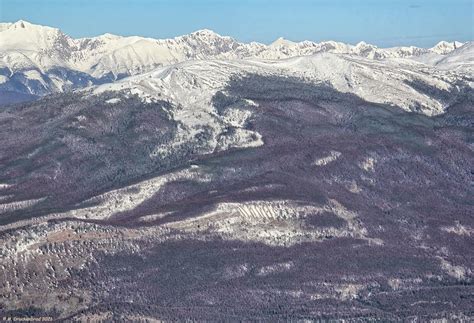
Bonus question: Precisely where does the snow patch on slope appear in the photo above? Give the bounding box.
[314,151,342,166]
[167,199,382,246]
[96,54,461,116]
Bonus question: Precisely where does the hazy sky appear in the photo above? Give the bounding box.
[1,0,473,47]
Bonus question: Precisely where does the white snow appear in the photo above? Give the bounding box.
[414,42,474,74]
[166,198,382,246]
[257,261,294,276]
[442,223,472,236]
[94,53,460,117]
[270,37,297,48]
[430,41,465,55]
[314,151,341,166]
[53,165,211,220]
[0,198,46,214]
[105,98,121,104]
[1,19,470,84]
[438,257,472,280]
[23,69,44,81]
[359,157,377,172]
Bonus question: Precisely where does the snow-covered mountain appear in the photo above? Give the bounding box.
[0,20,470,104]
[430,40,464,55]
[414,41,474,73]
[1,21,474,321]
[95,54,465,117]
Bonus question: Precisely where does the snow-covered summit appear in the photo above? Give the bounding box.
[0,20,466,77]
[270,37,297,47]
[0,20,471,105]
[0,19,72,51]
[188,28,224,38]
[431,41,464,55]
[95,53,463,116]
[412,41,474,74]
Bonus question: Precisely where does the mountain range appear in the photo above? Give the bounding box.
[1,20,472,105]
[0,20,473,321]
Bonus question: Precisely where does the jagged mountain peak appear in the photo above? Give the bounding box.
[11,19,32,29]
[0,19,69,50]
[270,37,296,47]
[1,20,471,105]
[4,19,61,33]
[355,41,376,48]
[181,28,235,43]
[189,28,222,37]
[431,40,465,54]
[0,20,466,55]
[90,32,123,40]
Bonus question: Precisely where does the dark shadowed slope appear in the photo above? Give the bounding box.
[0,75,473,320]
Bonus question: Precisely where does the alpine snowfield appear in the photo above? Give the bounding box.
[95,54,468,117]
[0,20,472,106]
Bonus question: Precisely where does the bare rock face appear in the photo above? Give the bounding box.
[0,70,472,321]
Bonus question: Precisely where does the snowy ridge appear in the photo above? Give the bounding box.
[95,54,463,116]
[414,41,474,73]
[0,20,471,103]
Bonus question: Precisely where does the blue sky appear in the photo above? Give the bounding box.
[1,0,473,47]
